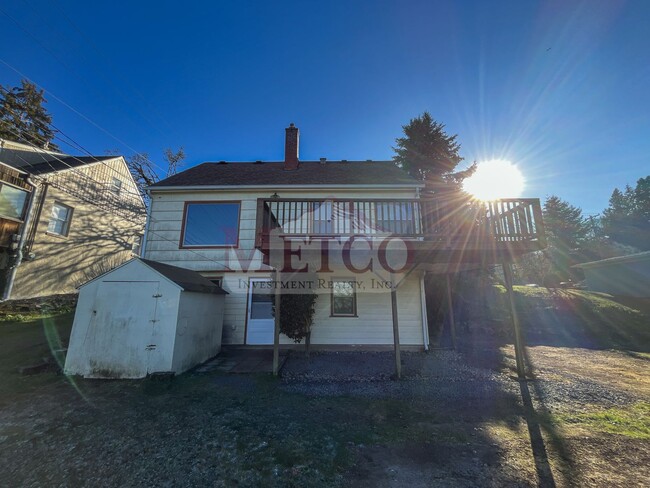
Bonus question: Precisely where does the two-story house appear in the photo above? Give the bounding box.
[0,138,146,300]
[143,124,545,367]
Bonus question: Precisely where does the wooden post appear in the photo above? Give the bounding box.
[390,278,402,379]
[502,262,526,378]
[272,271,281,376]
[445,274,457,350]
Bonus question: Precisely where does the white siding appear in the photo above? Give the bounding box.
[172,291,225,373]
[144,186,425,347]
[144,188,418,270]
[216,272,425,347]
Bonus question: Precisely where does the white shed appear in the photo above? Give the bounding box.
[64,258,227,379]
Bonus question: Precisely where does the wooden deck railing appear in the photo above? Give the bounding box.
[255,197,546,252]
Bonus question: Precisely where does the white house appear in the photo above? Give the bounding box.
[141,124,546,363]
[64,258,227,378]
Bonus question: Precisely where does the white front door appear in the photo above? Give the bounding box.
[246,278,275,345]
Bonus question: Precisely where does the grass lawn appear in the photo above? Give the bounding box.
[0,292,649,487]
[0,311,74,400]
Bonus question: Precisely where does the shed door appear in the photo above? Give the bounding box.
[85,281,161,378]
[246,279,274,345]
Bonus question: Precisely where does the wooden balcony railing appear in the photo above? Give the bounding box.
[255,197,546,253]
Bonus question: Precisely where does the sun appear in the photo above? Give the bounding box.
[463,159,525,200]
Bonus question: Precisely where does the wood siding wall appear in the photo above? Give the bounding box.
[145,187,424,347]
[11,158,145,298]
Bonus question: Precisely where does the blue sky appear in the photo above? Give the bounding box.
[1,0,648,215]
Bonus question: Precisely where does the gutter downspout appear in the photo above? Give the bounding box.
[2,175,38,301]
[140,189,152,258]
[420,273,429,350]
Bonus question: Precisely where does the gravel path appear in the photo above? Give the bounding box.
[280,351,520,405]
[1,346,647,487]
[279,348,646,410]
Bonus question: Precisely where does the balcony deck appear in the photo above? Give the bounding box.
[255,197,546,269]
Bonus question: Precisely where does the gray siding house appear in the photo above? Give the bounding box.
[574,251,650,297]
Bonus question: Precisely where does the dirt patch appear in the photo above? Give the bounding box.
[0,293,77,322]
[346,437,525,488]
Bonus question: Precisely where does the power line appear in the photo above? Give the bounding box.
[2,126,236,270]
[0,57,170,176]
[0,85,152,203]
[5,1,172,141]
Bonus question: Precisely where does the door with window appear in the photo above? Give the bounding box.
[246,278,275,344]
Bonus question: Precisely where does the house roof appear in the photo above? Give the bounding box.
[140,259,228,294]
[150,161,422,188]
[0,139,118,174]
[23,156,118,175]
[573,251,650,270]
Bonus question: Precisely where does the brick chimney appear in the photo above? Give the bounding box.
[284,123,299,170]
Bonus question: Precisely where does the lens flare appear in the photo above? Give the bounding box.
[463,159,525,200]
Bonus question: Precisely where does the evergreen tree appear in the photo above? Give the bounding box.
[543,195,588,250]
[0,80,58,150]
[393,112,466,184]
[601,177,650,250]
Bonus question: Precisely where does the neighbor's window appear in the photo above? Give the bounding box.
[181,202,240,247]
[0,184,28,220]
[331,280,357,317]
[131,235,143,255]
[47,202,73,236]
[111,177,122,195]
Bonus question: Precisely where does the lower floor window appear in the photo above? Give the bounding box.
[331,280,357,317]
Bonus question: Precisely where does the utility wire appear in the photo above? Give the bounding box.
[0,57,170,176]
[4,1,171,141]
[2,126,236,270]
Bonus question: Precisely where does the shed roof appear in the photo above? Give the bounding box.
[150,161,422,188]
[140,259,228,294]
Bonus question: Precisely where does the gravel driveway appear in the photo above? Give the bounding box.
[1,346,648,487]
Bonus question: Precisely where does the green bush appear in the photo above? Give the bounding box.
[277,293,317,343]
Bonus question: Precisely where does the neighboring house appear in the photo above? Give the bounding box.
[574,251,650,298]
[142,124,546,353]
[0,138,146,299]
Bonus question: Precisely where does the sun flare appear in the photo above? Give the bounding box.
[463,159,525,200]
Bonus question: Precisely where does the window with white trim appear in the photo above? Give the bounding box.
[331,280,357,317]
[111,177,123,195]
[47,202,73,236]
[131,235,143,255]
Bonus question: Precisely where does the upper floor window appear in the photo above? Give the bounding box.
[47,202,73,236]
[0,183,28,220]
[111,177,122,195]
[180,201,240,247]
